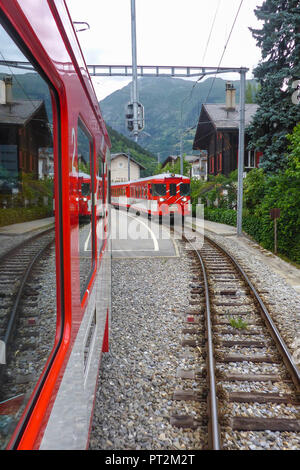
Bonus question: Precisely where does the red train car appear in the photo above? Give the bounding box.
[78,171,92,219]
[78,173,104,219]
[0,0,111,450]
[111,173,191,217]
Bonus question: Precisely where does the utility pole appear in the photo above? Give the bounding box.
[128,148,131,181]
[180,135,183,175]
[130,0,139,142]
[237,68,246,237]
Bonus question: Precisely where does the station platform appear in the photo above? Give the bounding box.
[195,219,300,296]
[0,217,54,236]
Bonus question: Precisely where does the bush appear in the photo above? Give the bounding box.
[0,206,52,227]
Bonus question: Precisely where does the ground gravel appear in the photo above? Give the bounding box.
[89,244,208,450]
[89,225,300,451]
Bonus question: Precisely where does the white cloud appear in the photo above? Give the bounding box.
[66,0,264,100]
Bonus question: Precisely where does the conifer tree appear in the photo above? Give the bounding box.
[247,0,300,172]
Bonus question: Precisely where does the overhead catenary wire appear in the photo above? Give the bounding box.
[203,0,244,106]
[178,0,245,155]
[180,0,222,124]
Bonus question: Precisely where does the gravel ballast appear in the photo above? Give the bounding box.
[89,244,208,450]
[89,225,300,451]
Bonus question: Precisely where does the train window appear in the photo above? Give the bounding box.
[152,184,166,196]
[97,153,104,255]
[169,183,177,196]
[180,183,190,196]
[81,182,90,197]
[0,22,59,448]
[77,121,95,299]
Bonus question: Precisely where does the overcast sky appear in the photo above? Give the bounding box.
[66,0,265,101]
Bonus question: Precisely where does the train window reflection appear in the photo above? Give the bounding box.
[81,182,90,197]
[77,122,95,299]
[0,23,57,449]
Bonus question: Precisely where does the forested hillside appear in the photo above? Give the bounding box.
[100,76,258,159]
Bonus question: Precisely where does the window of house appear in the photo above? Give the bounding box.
[209,156,215,174]
[217,153,222,172]
[245,150,256,168]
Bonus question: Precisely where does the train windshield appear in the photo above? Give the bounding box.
[180,183,190,196]
[81,183,90,196]
[169,183,177,196]
[152,184,166,196]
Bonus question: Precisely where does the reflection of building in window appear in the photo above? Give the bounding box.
[38,147,54,178]
[111,153,145,182]
[0,77,53,195]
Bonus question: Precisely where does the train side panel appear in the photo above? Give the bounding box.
[0,0,111,450]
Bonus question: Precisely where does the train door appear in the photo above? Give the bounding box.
[0,11,62,449]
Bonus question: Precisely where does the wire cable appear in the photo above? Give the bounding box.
[204,0,244,105]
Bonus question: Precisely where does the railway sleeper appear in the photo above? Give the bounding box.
[173,389,206,401]
[170,415,204,429]
[176,367,203,379]
[219,373,283,382]
[231,417,300,432]
[228,391,299,405]
[220,340,267,348]
[219,353,281,363]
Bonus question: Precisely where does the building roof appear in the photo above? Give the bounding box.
[193,103,258,150]
[161,155,178,167]
[203,103,258,129]
[111,152,146,170]
[0,100,44,125]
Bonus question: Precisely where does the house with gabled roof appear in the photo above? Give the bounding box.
[192,82,262,177]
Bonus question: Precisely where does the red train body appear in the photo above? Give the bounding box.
[111,173,191,217]
[0,0,111,450]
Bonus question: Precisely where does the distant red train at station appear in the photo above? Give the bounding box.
[111,173,191,217]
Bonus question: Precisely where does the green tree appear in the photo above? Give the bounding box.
[248,0,300,173]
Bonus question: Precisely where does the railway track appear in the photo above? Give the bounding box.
[171,224,300,450]
[0,228,55,379]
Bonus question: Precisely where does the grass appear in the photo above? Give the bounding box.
[228,316,248,329]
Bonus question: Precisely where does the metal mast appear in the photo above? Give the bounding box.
[130,0,139,142]
[237,68,246,237]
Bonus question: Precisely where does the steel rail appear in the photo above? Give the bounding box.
[0,230,55,377]
[182,233,221,450]
[203,234,300,395]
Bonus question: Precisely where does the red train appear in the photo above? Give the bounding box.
[111,173,191,217]
[78,172,104,219]
[0,0,111,450]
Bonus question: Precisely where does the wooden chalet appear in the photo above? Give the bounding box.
[193,82,262,177]
[0,77,52,193]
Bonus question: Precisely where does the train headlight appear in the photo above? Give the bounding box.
[182,197,187,202]
[83,197,87,202]
[159,197,164,202]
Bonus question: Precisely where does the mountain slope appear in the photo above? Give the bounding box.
[106,124,157,176]
[100,76,258,161]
